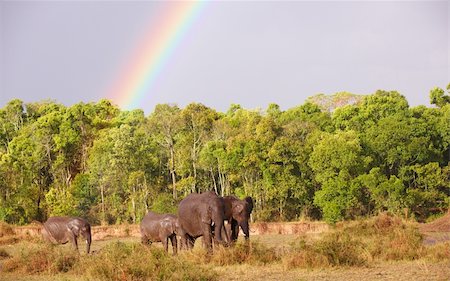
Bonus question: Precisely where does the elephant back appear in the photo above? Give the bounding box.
[43,216,73,243]
[178,192,224,236]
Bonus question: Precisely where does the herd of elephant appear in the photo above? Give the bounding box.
[41,191,254,255]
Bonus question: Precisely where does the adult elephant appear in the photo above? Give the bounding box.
[41,216,92,254]
[222,196,254,242]
[178,191,227,251]
[140,211,179,255]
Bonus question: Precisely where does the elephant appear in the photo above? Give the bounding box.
[177,191,228,251]
[41,216,92,254]
[140,211,179,254]
[221,195,254,242]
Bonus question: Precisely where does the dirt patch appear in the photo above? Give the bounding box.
[419,211,450,233]
[419,211,450,245]
[11,222,328,241]
[252,221,328,235]
[91,225,140,240]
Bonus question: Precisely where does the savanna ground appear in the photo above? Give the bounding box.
[0,213,449,281]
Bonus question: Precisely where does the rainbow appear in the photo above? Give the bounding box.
[108,1,206,110]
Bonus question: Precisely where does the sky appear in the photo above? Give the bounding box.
[0,0,448,114]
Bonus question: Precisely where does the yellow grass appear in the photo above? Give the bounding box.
[0,214,449,281]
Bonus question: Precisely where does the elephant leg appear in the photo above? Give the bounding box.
[180,234,188,250]
[188,236,195,249]
[201,223,212,251]
[69,233,79,252]
[170,235,178,255]
[141,235,148,245]
[162,236,169,252]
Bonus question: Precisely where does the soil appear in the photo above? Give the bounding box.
[419,211,450,245]
[419,211,450,232]
[12,221,329,241]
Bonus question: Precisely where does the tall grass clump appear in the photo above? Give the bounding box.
[195,241,280,266]
[75,241,217,281]
[0,221,18,245]
[283,231,367,269]
[425,241,450,262]
[284,213,433,269]
[0,221,14,237]
[2,244,79,274]
[338,213,425,261]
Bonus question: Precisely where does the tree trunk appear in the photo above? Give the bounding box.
[169,144,177,199]
[101,184,106,225]
[211,168,218,194]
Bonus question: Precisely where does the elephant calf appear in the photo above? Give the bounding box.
[42,216,92,254]
[140,211,179,255]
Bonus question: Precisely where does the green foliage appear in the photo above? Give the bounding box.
[151,193,178,214]
[1,87,449,224]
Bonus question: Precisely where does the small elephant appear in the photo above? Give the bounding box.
[140,211,179,254]
[222,195,254,242]
[42,216,92,254]
[178,191,227,251]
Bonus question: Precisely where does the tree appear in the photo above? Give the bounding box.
[430,84,450,108]
[147,104,182,199]
[178,103,218,193]
[309,131,369,222]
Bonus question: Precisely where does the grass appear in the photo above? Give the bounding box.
[282,213,449,269]
[0,213,449,280]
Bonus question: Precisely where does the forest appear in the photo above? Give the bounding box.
[0,86,449,225]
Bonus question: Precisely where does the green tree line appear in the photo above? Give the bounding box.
[1,86,449,224]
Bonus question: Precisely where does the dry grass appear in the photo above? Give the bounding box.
[1,213,449,280]
[2,244,79,274]
[0,248,11,259]
[0,221,14,237]
[180,240,281,266]
[1,241,217,280]
[282,213,449,270]
[75,241,217,281]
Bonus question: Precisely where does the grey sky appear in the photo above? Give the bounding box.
[1,1,448,114]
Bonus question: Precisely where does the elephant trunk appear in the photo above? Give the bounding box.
[240,220,250,239]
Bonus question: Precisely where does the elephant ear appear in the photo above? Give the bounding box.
[244,196,254,213]
[67,220,81,234]
[233,204,244,214]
